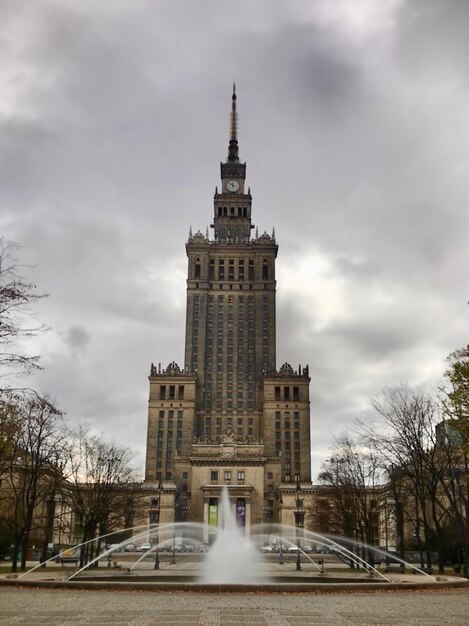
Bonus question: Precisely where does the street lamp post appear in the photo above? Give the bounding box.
[154,481,162,570]
[293,476,305,572]
[278,496,284,565]
[171,527,176,565]
[181,503,190,555]
[261,507,267,548]
[265,506,273,546]
[384,501,389,552]
[279,541,284,565]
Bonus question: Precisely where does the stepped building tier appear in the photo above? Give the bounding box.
[144,86,312,537]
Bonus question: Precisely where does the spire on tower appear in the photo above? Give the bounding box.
[230,83,237,141]
[227,83,239,163]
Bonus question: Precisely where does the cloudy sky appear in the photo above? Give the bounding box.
[1,0,468,478]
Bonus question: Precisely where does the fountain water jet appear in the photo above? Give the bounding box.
[201,486,267,584]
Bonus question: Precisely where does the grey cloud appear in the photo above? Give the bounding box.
[65,325,91,350]
[395,0,469,83]
[1,0,468,478]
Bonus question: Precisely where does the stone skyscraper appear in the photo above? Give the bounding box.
[145,87,311,535]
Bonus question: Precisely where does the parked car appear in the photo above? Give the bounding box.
[138,543,152,552]
[259,546,274,553]
[124,543,137,552]
[182,544,196,552]
[108,544,123,552]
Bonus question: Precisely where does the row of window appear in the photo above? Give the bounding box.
[275,410,301,421]
[159,385,185,400]
[156,429,182,441]
[206,293,258,308]
[211,470,245,484]
[275,421,300,430]
[158,410,184,419]
[283,461,301,471]
[152,472,281,485]
[285,473,301,483]
[217,206,249,217]
[193,258,270,281]
[205,417,255,425]
[205,426,254,436]
[276,437,301,447]
[275,386,300,401]
[275,431,301,439]
[192,283,271,291]
[203,415,256,435]
[156,472,170,480]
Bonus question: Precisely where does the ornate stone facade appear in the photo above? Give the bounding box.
[144,87,311,535]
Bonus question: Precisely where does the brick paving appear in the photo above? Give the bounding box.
[0,587,468,625]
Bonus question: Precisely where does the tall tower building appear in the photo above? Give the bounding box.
[145,87,311,536]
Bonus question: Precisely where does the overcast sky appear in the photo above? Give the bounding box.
[1,0,468,478]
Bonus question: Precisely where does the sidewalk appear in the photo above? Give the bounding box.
[1,584,469,626]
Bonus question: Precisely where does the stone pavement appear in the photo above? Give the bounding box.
[0,587,469,625]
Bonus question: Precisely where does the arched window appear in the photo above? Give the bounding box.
[223,207,227,217]
[195,262,201,279]
[262,261,268,280]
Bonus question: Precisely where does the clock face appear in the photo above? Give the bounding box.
[226,179,240,192]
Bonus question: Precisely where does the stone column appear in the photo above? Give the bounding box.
[246,500,251,537]
[203,500,209,543]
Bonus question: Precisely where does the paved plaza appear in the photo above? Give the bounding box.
[0,586,468,625]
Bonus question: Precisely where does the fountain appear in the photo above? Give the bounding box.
[7,489,469,592]
[201,487,266,584]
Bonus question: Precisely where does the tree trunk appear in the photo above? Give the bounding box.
[395,501,405,561]
[437,538,445,574]
[40,497,56,567]
[10,541,20,573]
[20,534,29,571]
[462,537,469,578]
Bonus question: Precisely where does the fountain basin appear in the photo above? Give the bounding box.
[2,574,468,594]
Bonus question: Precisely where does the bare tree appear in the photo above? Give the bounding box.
[0,391,65,572]
[64,426,137,567]
[364,385,451,572]
[318,432,382,567]
[0,238,47,385]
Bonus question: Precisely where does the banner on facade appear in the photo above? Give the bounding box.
[208,504,218,528]
[236,499,246,527]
